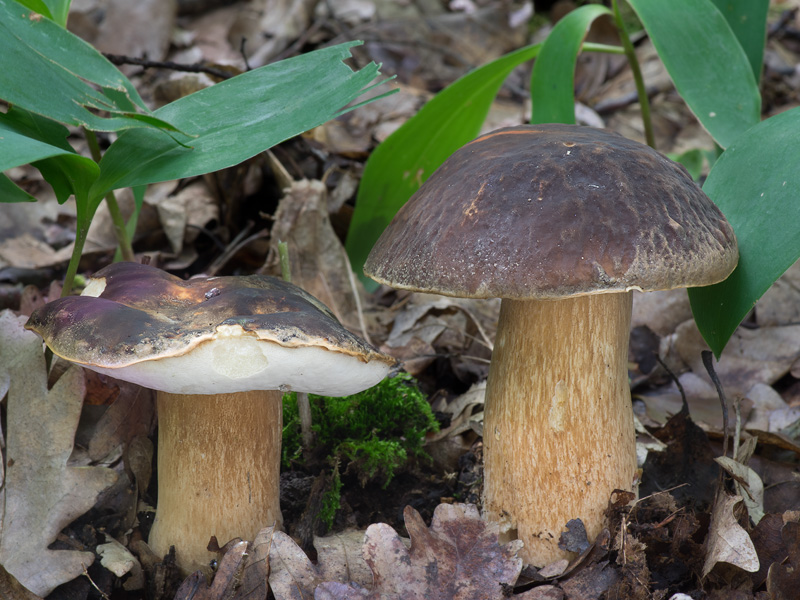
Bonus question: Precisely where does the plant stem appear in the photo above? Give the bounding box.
[61,223,89,297]
[83,129,136,261]
[612,0,655,149]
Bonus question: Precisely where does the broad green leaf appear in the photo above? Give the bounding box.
[0,174,36,202]
[628,0,760,149]
[667,148,705,182]
[42,0,69,26]
[347,43,541,287]
[92,42,390,200]
[689,107,800,356]
[709,0,768,81]
[0,116,75,170]
[530,4,612,124]
[0,0,178,133]
[0,109,99,204]
[14,0,52,19]
[34,153,100,205]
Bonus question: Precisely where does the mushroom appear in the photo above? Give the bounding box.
[25,261,394,573]
[364,124,738,565]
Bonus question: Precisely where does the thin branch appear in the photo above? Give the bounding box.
[102,53,236,80]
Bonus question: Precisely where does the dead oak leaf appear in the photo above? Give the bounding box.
[268,503,523,600]
[0,310,118,597]
[362,503,523,600]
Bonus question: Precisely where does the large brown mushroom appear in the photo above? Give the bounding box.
[364,124,738,565]
[25,262,394,573]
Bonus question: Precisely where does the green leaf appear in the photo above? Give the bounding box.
[42,0,69,26]
[627,0,760,149]
[530,4,612,124]
[0,109,100,204]
[0,114,75,170]
[0,0,178,133]
[0,174,36,202]
[14,0,52,20]
[16,0,69,25]
[689,107,800,356]
[346,43,541,288]
[667,148,706,182]
[91,42,389,203]
[709,0,768,81]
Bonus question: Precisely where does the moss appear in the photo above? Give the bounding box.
[282,373,439,486]
[318,464,343,530]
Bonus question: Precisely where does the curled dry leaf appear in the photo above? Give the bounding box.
[0,310,118,597]
[702,492,760,578]
[174,541,248,600]
[714,437,765,525]
[233,527,273,600]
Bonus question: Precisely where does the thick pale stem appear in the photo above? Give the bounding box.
[149,390,284,573]
[482,293,637,566]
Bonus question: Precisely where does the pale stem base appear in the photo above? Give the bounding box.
[482,293,637,566]
[149,390,284,573]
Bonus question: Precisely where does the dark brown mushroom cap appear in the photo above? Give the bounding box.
[25,262,394,395]
[365,124,738,299]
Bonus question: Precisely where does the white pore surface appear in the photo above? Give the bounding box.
[84,335,392,396]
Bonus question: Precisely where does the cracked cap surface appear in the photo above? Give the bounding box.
[365,124,738,299]
[26,262,394,395]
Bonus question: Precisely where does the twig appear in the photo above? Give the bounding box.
[81,564,110,600]
[656,355,688,414]
[239,37,252,71]
[340,245,372,346]
[205,222,263,277]
[102,53,235,80]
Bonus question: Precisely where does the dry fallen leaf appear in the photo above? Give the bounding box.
[766,519,800,600]
[673,319,800,395]
[702,492,760,577]
[314,529,374,588]
[0,564,44,600]
[268,528,324,598]
[263,179,364,336]
[97,535,145,591]
[362,503,522,599]
[268,503,523,599]
[0,310,118,596]
[174,541,249,600]
[715,436,765,526]
[233,527,273,600]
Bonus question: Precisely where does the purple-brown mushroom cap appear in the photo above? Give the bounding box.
[365,124,738,299]
[26,262,394,395]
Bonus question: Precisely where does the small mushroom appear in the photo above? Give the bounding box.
[26,262,394,573]
[364,124,738,565]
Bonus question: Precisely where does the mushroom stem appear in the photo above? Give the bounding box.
[149,390,284,573]
[482,292,637,566]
